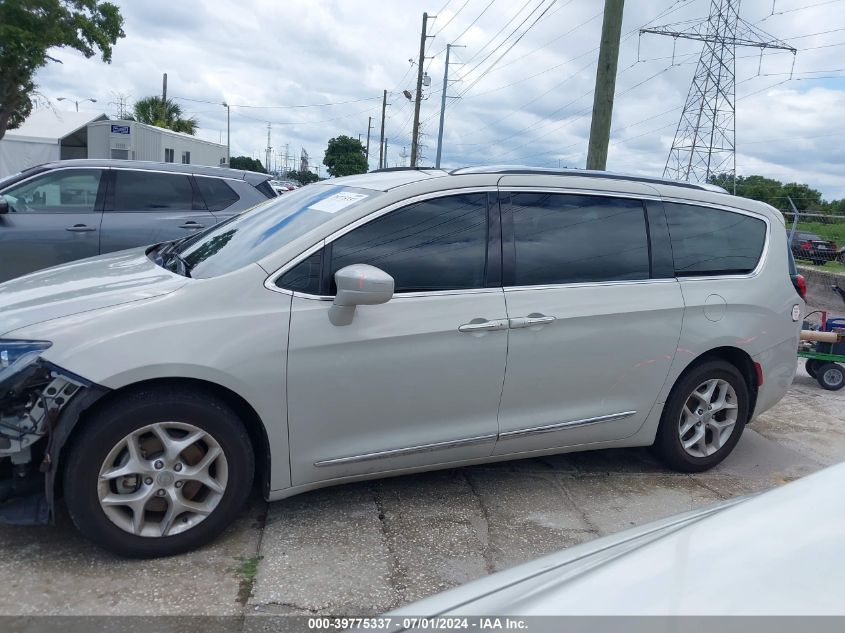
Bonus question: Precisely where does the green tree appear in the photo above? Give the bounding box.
[284,169,320,185]
[781,182,823,211]
[323,135,368,177]
[709,172,828,213]
[130,96,197,135]
[0,0,125,141]
[229,156,266,173]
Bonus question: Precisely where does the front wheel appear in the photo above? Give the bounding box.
[653,360,749,472]
[64,387,254,558]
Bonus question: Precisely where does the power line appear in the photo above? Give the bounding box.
[460,0,536,66]
[432,0,472,36]
[456,0,558,98]
[172,95,380,109]
[455,0,553,87]
[493,4,602,74]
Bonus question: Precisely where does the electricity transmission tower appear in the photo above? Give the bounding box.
[640,0,795,186]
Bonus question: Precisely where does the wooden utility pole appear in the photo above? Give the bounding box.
[586,0,625,171]
[379,90,388,169]
[410,12,433,167]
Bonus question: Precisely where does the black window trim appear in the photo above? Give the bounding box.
[267,187,502,299]
[500,188,654,289]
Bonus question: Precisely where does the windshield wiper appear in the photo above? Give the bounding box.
[166,252,193,277]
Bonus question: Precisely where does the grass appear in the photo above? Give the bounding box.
[796,260,845,275]
[235,555,263,605]
[794,221,845,244]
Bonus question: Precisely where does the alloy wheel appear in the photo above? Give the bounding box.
[97,421,228,538]
[677,378,738,458]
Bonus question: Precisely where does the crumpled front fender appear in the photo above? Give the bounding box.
[0,361,109,525]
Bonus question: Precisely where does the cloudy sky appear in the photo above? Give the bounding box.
[33,0,845,198]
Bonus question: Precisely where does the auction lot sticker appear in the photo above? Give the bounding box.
[310,192,369,213]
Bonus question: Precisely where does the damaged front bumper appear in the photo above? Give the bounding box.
[0,354,107,525]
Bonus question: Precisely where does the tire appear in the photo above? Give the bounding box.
[64,386,254,558]
[806,359,822,378]
[816,363,845,391]
[812,259,827,266]
[653,360,749,472]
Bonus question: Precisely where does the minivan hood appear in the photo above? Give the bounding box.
[0,248,187,336]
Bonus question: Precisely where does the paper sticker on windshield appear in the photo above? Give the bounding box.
[309,192,368,214]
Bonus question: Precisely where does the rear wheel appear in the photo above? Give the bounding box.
[806,359,822,378]
[816,363,845,391]
[64,387,254,558]
[654,360,749,472]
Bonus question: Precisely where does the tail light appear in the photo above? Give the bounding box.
[793,274,807,300]
[800,241,813,249]
[832,242,838,250]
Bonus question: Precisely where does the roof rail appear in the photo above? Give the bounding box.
[369,166,443,173]
[447,166,723,192]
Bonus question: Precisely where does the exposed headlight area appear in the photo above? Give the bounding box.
[0,340,84,459]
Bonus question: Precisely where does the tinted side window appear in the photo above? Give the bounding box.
[255,180,277,199]
[3,169,102,214]
[277,250,322,294]
[330,193,488,293]
[664,202,766,276]
[509,193,649,286]
[195,177,240,211]
[113,171,193,212]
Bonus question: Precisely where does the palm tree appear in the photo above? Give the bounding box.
[129,96,198,135]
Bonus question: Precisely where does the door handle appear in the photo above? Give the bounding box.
[509,314,556,329]
[65,224,96,233]
[458,318,509,333]
[179,221,205,229]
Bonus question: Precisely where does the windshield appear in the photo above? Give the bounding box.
[174,184,379,278]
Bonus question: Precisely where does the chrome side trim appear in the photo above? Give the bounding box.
[313,433,497,467]
[498,411,637,440]
[504,278,678,292]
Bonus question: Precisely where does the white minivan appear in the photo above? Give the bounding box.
[0,168,803,557]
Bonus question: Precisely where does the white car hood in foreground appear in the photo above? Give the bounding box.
[390,462,845,619]
[0,248,187,337]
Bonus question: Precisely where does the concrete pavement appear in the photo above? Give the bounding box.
[0,361,840,617]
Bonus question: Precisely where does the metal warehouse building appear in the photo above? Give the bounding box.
[87,119,227,167]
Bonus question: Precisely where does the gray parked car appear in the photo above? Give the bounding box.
[0,159,276,282]
[0,167,802,557]
[384,461,845,620]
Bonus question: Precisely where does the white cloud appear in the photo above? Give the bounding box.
[31,0,845,197]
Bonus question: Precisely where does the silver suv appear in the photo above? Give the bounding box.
[0,159,276,282]
[0,167,803,557]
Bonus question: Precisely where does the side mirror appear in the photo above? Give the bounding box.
[329,264,394,326]
[0,197,7,214]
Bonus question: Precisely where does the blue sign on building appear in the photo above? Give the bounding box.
[111,124,131,135]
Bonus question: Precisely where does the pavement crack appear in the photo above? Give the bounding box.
[687,476,730,500]
[369,483,409,608]
[463,471,495,575]
[237,500,269,607]
[554,476,601,535]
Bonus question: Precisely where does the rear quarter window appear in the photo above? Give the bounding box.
[195,176,240,211]
[664,202,766,276]
[255,180,277,199]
